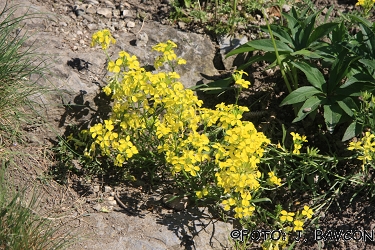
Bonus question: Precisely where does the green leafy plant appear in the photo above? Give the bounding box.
[0,162,71,250]
[0,1,48,143]
[226,7,338,92]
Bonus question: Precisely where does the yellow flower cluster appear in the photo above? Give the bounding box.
[90,29,116,50]
[290,132,307,154]
[268,171,282,186]
[86,30,272,220]
[356,0,375,6]
[232,70,251,89]
[152,40,186,69]
[279,206,313,232]
[355,0,375,15]
[262,205,314,249]
[348,131,375,170]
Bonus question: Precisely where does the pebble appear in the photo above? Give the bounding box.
[126,21,135,28]
[82,14,94,23]
[84,0,99,4]
[104,186,112,193]
[87,23,98,30]
[85,6,96,15]
[59,21,67,27]
[136,32,148,47]
[93,185,100,193]
[97,7,112,18]
[93,203,101,211]
[121,9,131,17]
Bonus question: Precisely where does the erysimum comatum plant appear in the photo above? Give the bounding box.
[84,29,283,220]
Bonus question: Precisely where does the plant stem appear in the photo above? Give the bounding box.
[263,10,293,93]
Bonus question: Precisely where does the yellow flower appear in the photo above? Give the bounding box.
[280,210,294,222]
[235,78,250,88]
[103,86,111,95]
[302,205,313,219]
[177,58,186,65]
[268,171,282,186]
[293,220,304,231]
[348,141,362,151]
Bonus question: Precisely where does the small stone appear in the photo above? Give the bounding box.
[113,9,120,17]
[59,22,67,27]
[282,4,291,13]
[136,32,148,47]
[106,200,117,206]
[85,6,96,14]
[121,9,131,17]
[178,21,186,29]
[84,0,99,4]
[82,14,94,22]
[93,203,101,211]
[105,196,114,201]
[126,21,135,28]
[77,30,83,36]
[104,186,112,193]
[87,23,98,30]
[97,7,112,18]
[93,185,100,193]
[103,0,115,8]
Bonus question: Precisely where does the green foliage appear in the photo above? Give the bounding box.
[227,7,339,92]
[0,1,48,142]
[0,163,70,250]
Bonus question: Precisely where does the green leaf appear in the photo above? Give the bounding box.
[283,12,299,35]
[324,103,343,133]
[226,43,256,57]
[290,61,325,90]
[359,59,375,71]
[327,53,359,94]
[264,24,294,47]
[341,73,375,88]
[337,97,358,117]
[290,49,322,59]
[243,39,293,52]
[280,86,321,106]
[293,96,323,123]
[342,121,363,141]
[307,23,339,46]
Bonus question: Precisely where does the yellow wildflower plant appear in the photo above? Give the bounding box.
[280,210,294,222]
[90,29,116,50]
[290,132,308,154]
[348,131,375,170]
[84,29,274,223]
[356,0,375,16]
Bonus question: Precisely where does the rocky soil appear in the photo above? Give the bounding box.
[3,0,375,249]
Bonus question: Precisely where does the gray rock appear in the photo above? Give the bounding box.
[121,9,132,18]
[85,6,96,14]
[93,203,102,211]
[103,0,115,8]
[82,14,94,23]
[97,7,112,18]
[84,0,99,4]
[136,32,148,47]
[126,21,135,28]
[178,21,186,29]
[87,23,98,30]
[218,34,248,70]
